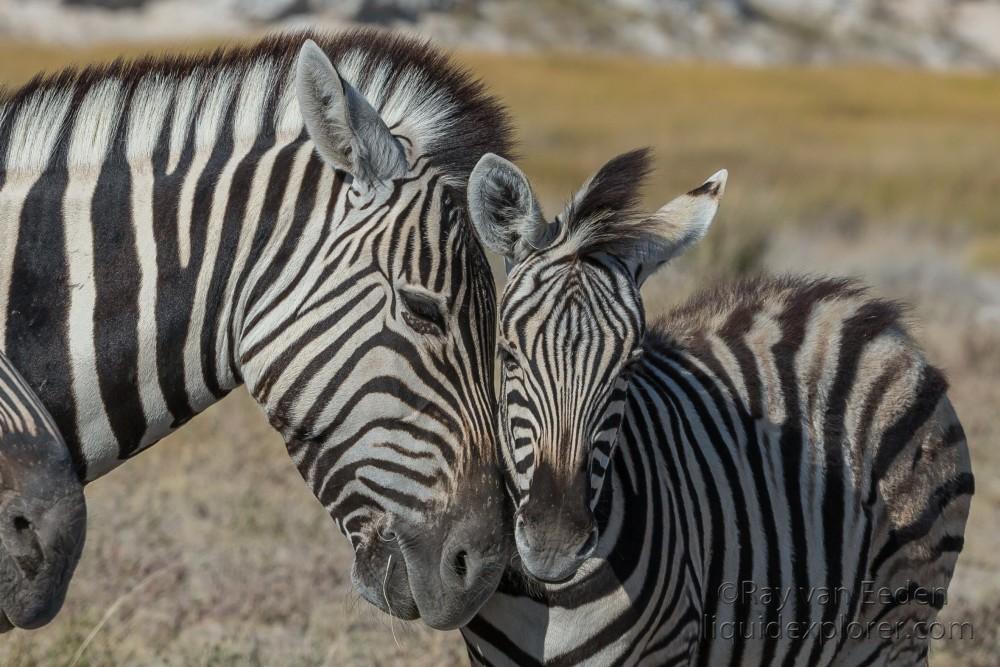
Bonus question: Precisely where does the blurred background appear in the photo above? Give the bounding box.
[0,1,998,665]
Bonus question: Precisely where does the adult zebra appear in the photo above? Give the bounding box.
[0,350,85,632]
[461,150,973,664]
[0,30,512,630]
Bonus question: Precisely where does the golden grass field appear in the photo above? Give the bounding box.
[0,37,998,665]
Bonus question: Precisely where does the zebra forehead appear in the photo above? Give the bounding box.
[503,260,639,330]
[0,29,514,182]
[505,307,633,366]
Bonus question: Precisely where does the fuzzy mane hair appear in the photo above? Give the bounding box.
[0,29,514,182]
[554,147,659,258]
[651,274,913,351]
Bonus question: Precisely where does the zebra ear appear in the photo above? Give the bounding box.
[468,153,553,268]
[295,40,406,184]
[632,169,727,285]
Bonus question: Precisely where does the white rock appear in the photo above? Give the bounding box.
[744,0,842,28]
[954,1,1000,61]
[884,0,952,30]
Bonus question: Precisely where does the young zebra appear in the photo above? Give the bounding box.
[0,31,512,630]
[0,350,85,632]
[462,150,973,664]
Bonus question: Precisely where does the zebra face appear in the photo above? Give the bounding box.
[469,149,726,582]
[236,41,510,630]
[496,256,645,582]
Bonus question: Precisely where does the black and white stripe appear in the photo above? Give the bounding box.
[0,30,513,629]
[464,151,973,665]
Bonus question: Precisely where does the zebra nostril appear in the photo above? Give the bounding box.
[442,542,482,591]
[452,549,469,579]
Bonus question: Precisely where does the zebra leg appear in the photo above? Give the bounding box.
[0,350,86,632]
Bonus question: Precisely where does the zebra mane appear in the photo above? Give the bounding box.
[557,147,660,258]
[0,29,514,182]
[651,274,914,350]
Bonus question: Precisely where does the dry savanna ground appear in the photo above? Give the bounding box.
[0,37,998,666]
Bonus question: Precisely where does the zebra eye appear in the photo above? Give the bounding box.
[622,348,643,377]
[398,287,447,334]
[498,346,519,373]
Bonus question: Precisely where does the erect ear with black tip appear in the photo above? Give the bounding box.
[467,153,554,269]
[295,39,406,184]
[632,169,728,285]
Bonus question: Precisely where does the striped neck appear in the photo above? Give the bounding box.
[0,31,513,484]
[0,110,326,480]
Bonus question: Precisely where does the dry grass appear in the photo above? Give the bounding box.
[462,52,1000,239]
[0,391,467,666]
[0,38,997,665]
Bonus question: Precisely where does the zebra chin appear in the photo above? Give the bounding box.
[350,540,420,623]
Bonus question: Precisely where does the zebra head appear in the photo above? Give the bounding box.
[0,356,85,632]
[238,37,511,629]
[468,149,726,582]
